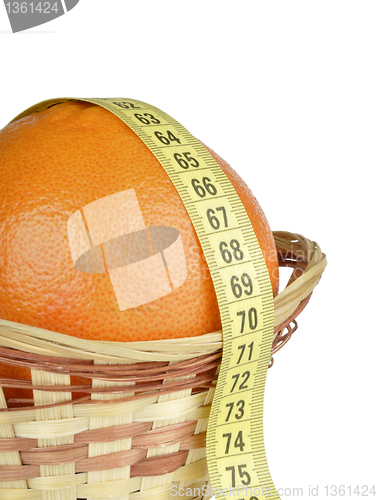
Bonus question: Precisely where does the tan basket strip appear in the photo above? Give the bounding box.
[27,472,86,490]
[0,322,222,362]
[173,458,208,482]
[75,396,157,419]
[0,484,172,500]
[78,477,145,499]
[13,417,89,439]
[0,409,36,425]
[128,484,172,500]
[0,389,28,492]
[87,361,135,500]
[85,481,172,500]
[139,361,196,494]
[132,392,207,423]
[0,490,41,499]
[31,370,76,500]
[184,406,211,422]
[0,397,209,428]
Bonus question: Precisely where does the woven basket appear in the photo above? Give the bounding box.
[0,231,326,500]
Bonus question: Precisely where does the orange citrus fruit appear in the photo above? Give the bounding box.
[0,101,279,402]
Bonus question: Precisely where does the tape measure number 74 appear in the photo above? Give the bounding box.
[11,97,280,500]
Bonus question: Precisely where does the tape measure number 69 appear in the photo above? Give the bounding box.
[11,97,280,500]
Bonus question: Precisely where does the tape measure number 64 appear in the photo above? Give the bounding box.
[11,97,280,500]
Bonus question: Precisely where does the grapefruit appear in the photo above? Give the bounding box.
[0,100,279,401]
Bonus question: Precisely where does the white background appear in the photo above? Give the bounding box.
[1,1,377,499]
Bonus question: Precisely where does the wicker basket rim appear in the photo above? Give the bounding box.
[0,231,327,363]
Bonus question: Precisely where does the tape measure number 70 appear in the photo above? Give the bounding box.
[11,97,280,500]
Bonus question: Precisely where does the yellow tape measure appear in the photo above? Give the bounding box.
[11,97,279,500]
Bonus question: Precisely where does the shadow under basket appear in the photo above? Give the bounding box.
[0,231,326,500]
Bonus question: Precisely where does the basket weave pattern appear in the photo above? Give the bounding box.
[0,232,326,500]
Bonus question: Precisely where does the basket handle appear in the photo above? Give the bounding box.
[269,231,327,366]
